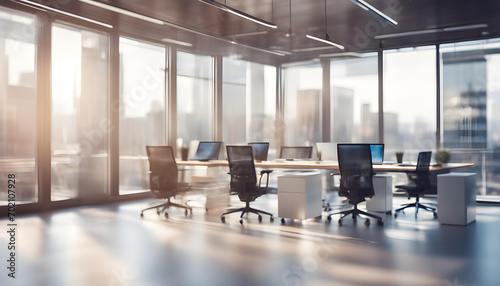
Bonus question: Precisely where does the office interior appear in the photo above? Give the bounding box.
[1,0,500,285]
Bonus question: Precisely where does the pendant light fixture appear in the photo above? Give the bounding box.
[285,0,292,37]
[306,0,345,50]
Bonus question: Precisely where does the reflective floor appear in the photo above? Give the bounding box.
[1,194,499,286]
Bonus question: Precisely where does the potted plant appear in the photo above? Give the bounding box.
[180,145,189,161]
[395,150,404,163]
[435,149,451,165]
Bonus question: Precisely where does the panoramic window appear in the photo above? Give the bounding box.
[283,64,322,147]
[119,38,166,194]
[177,51,214,147]
[330,53,379,144]
[0,8,37,205]
[441,39,500,197]
[222,58,277,157]
[51,23,109,201]
[383,46,437,161]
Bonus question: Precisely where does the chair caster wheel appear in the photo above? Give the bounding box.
[221,216,226,223]
[394,213,398,218]
[281,218,285,224]
[164,212,169,218]
[433,212,438,218]
[258,215,262,223]
[365,219,370,226]
[338,219,343,226]
[140,212,144,218]
[239,219,243,225]
[327,216,332,222]
[377,220,384,226]
[185,209,188,216]
[270,217,274,222]
[157,210,161,215]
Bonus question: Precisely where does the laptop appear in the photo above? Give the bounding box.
[192,141,222,161]
[370,144,384,165]
[315,142,337,161]
[248,142,269,161]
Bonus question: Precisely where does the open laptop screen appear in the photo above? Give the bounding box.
[192,142,221,161]
[370,144,384,164]
[248,142,269,161]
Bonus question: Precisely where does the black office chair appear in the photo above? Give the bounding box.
[394,151,437,218]
[327,144,383,226]
[221,146,274,224]
[279,146,313,160]
[141,146,193,218]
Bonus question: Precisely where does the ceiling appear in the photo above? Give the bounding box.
[12,0,500,65]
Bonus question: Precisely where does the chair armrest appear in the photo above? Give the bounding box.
[258,170,272,188]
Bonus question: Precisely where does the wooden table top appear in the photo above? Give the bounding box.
[177,160,474,172]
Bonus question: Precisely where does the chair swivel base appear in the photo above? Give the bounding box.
[394,201,437,218]
[221,202,274,224]
[327,205,383,226]
[140,199,192,218]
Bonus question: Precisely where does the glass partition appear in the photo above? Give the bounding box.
[51,23,109,201]
[0,8,37,205]
[119,38,166,194]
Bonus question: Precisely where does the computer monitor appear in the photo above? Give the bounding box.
[192,141,222,161]
[369,144,384,164]
[315,142,337,161]
[279,146,313,160]
[248,142,269,161]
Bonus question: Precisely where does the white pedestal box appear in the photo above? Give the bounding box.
[366,174,393,213]
[278,172,322,220]
[437,173,477,226]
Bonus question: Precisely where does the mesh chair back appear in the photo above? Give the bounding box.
[279,146,313,159]
[146,146,178,194]
[415,151,432,189]
[226,146,258,199]
[337,144,375,200]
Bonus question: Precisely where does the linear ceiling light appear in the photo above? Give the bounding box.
[374,23,489,39]
[442,23,488,32]
[319,52,363,58]
[161,38,193,47]
[306,34,345,50]
[80,0,163,25]
[306,0,345,50]
[198,0,277,29]
[350,0,398,26]
[17,0,113,28]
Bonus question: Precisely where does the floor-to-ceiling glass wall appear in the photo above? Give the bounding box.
[440,39,500,197]
[118,38,166,194]
[222,58,277,158]
[330,53,379,144]
[383,46,437,162]
[51,23,109,201]
[177,51,213,154]
[283,64,322,151]
[0,7,37,205]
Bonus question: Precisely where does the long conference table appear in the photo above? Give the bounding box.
[177,159,474,173]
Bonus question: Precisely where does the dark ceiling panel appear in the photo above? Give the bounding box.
[13,0,500,65]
